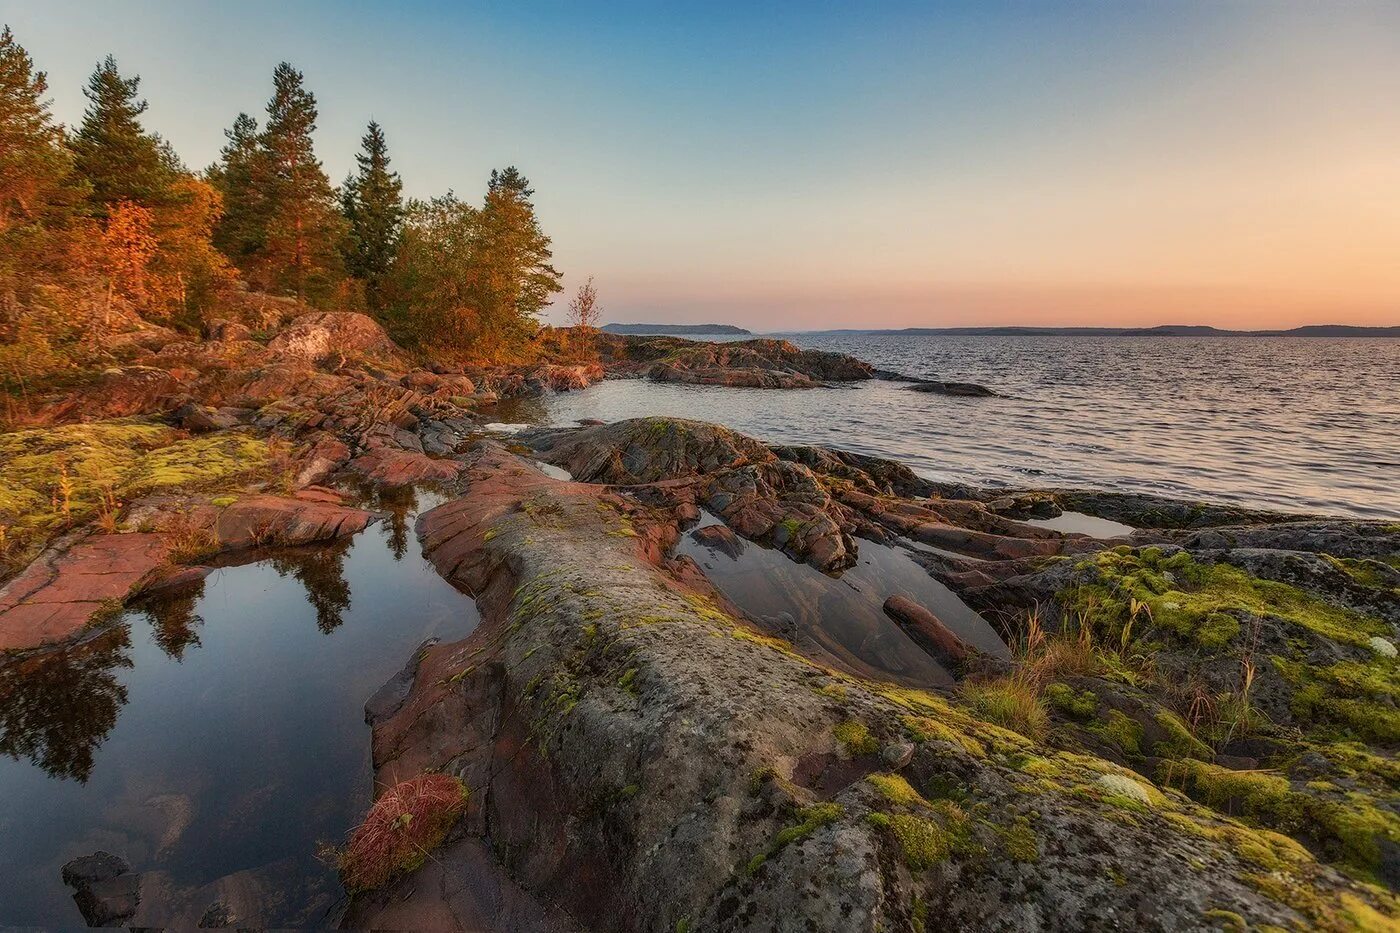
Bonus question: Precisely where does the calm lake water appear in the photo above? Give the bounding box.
[0,488,477,927]
[535,335,1400,520]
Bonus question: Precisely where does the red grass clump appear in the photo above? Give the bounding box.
[340,773,469,892]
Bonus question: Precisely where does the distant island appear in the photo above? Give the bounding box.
[602,323,752,335]
[776,324,1400,337]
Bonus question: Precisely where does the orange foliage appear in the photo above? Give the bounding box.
[101,200,158,311]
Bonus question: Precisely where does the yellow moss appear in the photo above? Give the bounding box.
[868,773,926,808]
[887,814,952,870]
[834,719,879,756]
[901,715,987,758]
[0,420,270,546]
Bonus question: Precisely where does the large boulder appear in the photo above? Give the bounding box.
[267,312,401,366]
[529,417,774,484]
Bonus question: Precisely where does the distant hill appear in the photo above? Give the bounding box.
[603,323,752,335]
[778,324,1400,338]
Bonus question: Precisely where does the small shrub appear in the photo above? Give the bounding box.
[959,675,1049,740]
[340,774,469,892]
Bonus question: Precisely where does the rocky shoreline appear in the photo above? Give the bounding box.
[1,312,1396,929]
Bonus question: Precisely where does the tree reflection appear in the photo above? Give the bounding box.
[139,578,207,660]
[270,538,353,633]
[0,626,132,782]
[376,485,417,562]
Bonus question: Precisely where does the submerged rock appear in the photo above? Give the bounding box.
[61,851,140,927]
[905,380,997,397]
[882,595,977,671]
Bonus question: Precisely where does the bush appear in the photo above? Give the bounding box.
[340,773,469,892]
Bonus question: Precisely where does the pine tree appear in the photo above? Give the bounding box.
[471,177,560,356]
[69,56,176,215]
[0,26,86,273]
[207,112,262,262]
[341,120,403,310]
[247,63,346,305]
[488,165,534,201]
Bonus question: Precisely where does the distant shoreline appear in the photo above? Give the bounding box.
[764,324,1400,338]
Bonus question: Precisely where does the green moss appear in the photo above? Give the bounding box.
[887,813,952,870]
[1096,709,1144,755]
[1044,682,1097,719]
[1203,909,1246,931]
[868,773,926,807]
[834,719,879,756]
[1061,549,1388,650]
[1275,656,1400,744]
[1161,758,1400,880]
[902,714,987,758]
[746,803,844,875]
[1153,709,1213,760]
[997,816,1040,863]
[0,420,268,545]
[1323,555,1399,593]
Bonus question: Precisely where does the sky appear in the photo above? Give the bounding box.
[10,1,1400,330]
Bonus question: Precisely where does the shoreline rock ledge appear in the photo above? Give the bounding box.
[344,431,1397,931]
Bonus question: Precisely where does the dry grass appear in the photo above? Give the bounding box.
[340,774,469,892]
[165,510,220,564]
[958,673,1049,740]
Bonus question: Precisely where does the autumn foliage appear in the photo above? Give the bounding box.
[0,22,569,392]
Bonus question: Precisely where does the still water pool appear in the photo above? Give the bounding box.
[0,488,477,926]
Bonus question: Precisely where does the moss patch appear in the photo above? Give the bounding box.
[834,719,879,756]
[0,419,270,547]
[1061,548,1389,649]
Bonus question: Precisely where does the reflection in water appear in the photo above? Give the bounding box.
[0,627,132,783]
[140,579,207,660]
[0,487,480,926]
[269,538,354,634]
[679,512,1009,689]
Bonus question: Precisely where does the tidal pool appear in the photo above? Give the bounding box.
[679,512,1009,687]
[0,487,478,927]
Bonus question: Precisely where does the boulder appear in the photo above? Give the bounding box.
[266,312,400,365]
[62,851,141,927]
[882,594,976,670]
[689,523,745,559]
[214,495,376,549]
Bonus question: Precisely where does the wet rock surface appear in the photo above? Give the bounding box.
[61,851,141,927]
[355,439,1395,930]
[905,379,997,397]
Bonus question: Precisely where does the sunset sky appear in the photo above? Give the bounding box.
[14,1,1400,330]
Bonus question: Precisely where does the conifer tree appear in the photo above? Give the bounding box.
[70,56,175,215]
[246,62,346,305]
[207,112,262,262]
[472,175,559,355]
[341,120,403,310]
[0,26,86,275]
[487,165,534,201]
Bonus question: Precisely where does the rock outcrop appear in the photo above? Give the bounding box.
[266,311,402,365]
[594,334,874,388]
[0,533,170,650]
[351,440,1395,931]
